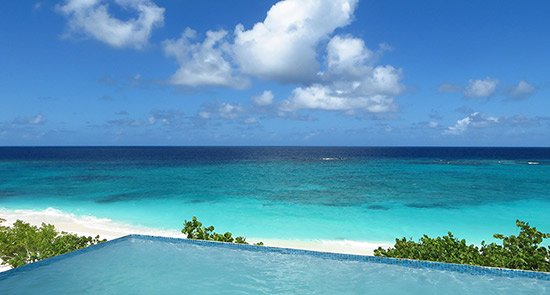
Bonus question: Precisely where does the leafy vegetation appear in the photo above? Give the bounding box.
[4,216,545,272]
[182,216,263,246]
[374,220,549,272]
[0,218,106,268]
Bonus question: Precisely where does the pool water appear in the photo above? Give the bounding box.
[0,236,548,294]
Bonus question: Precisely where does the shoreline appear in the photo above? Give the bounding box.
[0,207,391,272]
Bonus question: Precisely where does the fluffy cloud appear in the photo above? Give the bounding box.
[444,112,499,135]
[163,28,248,88]
[164,0,358,87]
[252,91,274,106]
[324,36,403,100]
[508,80,535,99]
[233,0,357,83]
[217,103,244,120]
[160,0,403,116]
[326,35,373,76]
[281,35,403,114]
[58,0,164,49]
[440,79,536,100]
[463,78,498,98]
[281,84,397,113]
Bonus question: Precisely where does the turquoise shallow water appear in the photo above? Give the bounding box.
[0,147,549,243]
[1,236,548,294]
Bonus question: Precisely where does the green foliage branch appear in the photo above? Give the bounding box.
[0,218,106,268]
[374,220,549,272]
[182,216,263,246]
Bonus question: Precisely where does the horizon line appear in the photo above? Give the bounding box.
[0,145,549,148]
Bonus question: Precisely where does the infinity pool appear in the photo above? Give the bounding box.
[0,235,548,294]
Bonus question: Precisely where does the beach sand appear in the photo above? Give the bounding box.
[0,208,390,272]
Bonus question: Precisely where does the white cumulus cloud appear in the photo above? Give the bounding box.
[160,0,404,117]
[58,0,164,49]
[326,35,373,76]
[281,35,403,114]
[252,91,274,106]
[233,0,358,83]
[509,80,535,99]
[218,103,244,120]
[163,28,248,88]
[444,112,500,135]
[281,84,397,113]
[463,77,498,98]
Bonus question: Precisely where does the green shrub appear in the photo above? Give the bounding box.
[0,218,106,268]
[374,220,549,272]
[182,216,263,246]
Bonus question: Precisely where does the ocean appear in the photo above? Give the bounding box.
[0,147,549,244]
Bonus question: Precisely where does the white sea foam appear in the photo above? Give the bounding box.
[321,157,339,161]
[0,207,181,240]
[527,161,540,165]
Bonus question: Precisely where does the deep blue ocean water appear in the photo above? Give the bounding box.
[0,147,549,243]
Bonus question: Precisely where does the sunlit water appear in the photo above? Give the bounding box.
[0,147,549,243]
[0,236,547,294]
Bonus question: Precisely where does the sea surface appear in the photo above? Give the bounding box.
[0,147,549,244]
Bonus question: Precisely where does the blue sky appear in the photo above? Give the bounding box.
[1,0,549,146]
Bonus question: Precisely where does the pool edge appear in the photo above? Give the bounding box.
[1,234,548,281]
[128,234,550,281]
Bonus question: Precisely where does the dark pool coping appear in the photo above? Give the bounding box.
[1,234,549,281]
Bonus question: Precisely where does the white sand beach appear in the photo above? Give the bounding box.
[0,207,390,272]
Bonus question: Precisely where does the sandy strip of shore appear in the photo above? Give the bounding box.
[0,208,391,272]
